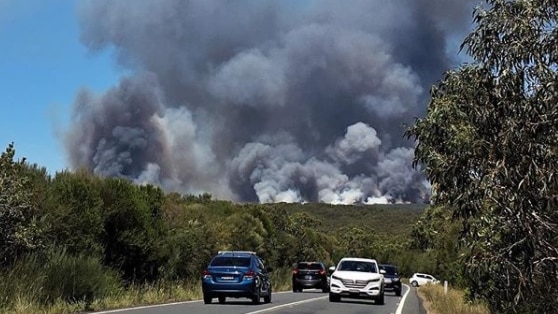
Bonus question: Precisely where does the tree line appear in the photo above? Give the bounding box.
[0,142,448,312]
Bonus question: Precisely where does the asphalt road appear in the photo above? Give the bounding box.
[95,284,424,314]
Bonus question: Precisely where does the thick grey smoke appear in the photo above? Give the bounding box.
[65,0,475,204]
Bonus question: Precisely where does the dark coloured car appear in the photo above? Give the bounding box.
[292,261,329,292]
[379,264,402,296]
[202,251,272,304]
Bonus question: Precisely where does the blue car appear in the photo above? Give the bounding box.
[202,251,272,304]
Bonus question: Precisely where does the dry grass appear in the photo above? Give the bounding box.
[87,280,203,312]
[1,269,294,313]
[0,281,203,314]
[418,284,490,314]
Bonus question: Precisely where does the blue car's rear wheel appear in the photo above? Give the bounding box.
[252,287,261,304]
[203,294,212,304]
[264,288,272,303]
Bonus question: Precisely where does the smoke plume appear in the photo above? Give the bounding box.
[65,0,474,204]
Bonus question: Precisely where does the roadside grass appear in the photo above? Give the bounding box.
[417,284,490,314]
[1,281,203,314]
[87,280,203,312]
[1,268,293,313]
[271,267,293,292]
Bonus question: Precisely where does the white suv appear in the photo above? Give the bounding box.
[328,257,385,305]
[409,273,439,287]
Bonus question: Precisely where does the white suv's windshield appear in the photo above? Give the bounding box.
[338,260,377,273]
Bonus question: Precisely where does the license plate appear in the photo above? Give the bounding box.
[305,275,312,280]
[350,289,360,294]
[221,276,234,280]
[385,278,392,283]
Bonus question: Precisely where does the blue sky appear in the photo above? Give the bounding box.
[0,0,120,173]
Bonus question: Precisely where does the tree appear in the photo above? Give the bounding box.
[407,1,558,312]
[99,179,165,283]
[45,170,104,257]
[0,143,42,265]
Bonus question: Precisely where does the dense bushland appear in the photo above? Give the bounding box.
[0,142,445,313]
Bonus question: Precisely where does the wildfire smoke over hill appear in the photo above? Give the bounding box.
[65,0,474,204]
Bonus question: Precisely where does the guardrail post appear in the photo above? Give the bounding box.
[444,280,448,295]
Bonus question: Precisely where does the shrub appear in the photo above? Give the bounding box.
[42,249,120,305]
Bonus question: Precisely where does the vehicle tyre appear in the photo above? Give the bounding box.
[252,286,261,305]
[203,294,212,304]
[395,289,402,297]
[329,293,341,302]
[218,296,226,304]
[375,293,384,305]
[264,288,272,303]
[411,281,418,287]
[292,284,299,293]
[322,283,330,293]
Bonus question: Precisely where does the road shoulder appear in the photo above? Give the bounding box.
[402,286,427,314]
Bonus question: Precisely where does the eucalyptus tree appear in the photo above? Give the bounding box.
[407,1,558,312]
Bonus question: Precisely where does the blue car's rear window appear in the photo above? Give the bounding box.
[210,256,251,267]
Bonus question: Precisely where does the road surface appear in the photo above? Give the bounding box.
[95,284,425,314]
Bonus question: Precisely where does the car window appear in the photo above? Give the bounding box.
[338,261,377,273]
[380,265,398,275]
[210,256,251,267]
[297,262,323,270]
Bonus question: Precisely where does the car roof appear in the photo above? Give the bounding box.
[339,257,378,263]
[216,251,257,257]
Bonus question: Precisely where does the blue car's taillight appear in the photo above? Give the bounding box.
[243,270,256,279]
[202,269,212,279]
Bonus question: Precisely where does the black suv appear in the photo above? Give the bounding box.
[379,264,402,296]
[292,261,329,292]
[202,251,272,304]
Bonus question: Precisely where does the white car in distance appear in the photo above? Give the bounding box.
[328,257,385,305]
[409,273,439,287]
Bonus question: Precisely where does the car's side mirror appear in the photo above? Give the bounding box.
[328,266,336,273]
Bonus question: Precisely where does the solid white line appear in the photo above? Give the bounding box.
[395,284,411,314]
[95,300,202,313]
[94,291,294,313]
[244,295,328,314]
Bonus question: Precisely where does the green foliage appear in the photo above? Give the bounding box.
[0,143,434,312]
[406,1,558,312]
[0,143,42,266]
[42,249,120,305]
[99,179,166,283]
[0,252,45,309]
[410,206,465,286]
[159,209,218,280]
[44,170,104,257]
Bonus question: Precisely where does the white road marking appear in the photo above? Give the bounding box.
[244,295,328,314]
[94,290,294,313]
[95,299,202,313]
[395,284,411,314]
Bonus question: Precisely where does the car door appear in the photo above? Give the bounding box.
[418,274,428,286]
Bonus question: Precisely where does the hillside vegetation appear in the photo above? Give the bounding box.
[0,143,450,313]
